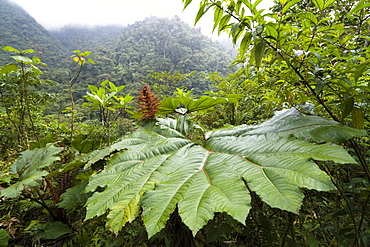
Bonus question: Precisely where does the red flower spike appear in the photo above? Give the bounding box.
[137,85,160,120]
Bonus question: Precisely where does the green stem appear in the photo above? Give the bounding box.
[323,165,360,247]
[20,61,41,147]
[26,96,40,147]
[281,214,295,247]
[359,192,370,232]
[19,63,29,148]
[68,63,83,141]
[349,139,370,182]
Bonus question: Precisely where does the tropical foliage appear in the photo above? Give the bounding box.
[0,99,363,246]
[0,46,55,153]
[49,16,235,95]
[83,108,361,237]
[1,0,370,246]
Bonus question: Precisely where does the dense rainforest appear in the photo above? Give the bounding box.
[0,0,235,100]
[49,16,234,95]
[1,0,370,246]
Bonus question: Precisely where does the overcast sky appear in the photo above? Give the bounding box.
[9,0,274,39]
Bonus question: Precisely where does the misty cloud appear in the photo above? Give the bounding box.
[10,0,274,38]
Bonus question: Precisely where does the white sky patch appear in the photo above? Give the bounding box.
[9,0,274,39]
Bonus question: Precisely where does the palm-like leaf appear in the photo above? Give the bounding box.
[206,108,366,143]
[1,144,63,198]
[84,125,192,233]
[84,109,360,237]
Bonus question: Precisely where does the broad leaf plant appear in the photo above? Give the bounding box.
[1,0,370,244]
[83,107,363,237]
[1,96,364,238]
[180,0,370,245]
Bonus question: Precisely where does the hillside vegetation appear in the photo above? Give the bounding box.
[0,0,67,66]
[2,0,369,246]
[50,16,234,94]
[0,0,235,95]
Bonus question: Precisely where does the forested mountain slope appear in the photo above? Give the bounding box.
[0,0,67,66]
[0,1,235,95]
[115,16,232,75]
[51,16,235,94]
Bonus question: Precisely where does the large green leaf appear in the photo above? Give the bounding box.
[158,97,181,115]
[84,110,359,238]
[57,181,89,210]
[84,124,192,232]
[0,229,8,247]
[180,95,237,112]
[1,144,63,198]
[205,136,350,212]
[282,0,301,14]
[142,147,251,236]
[11,55,33,64]
[2,46,19,53]
[254,40,266,68]
[312,0,324,11]
[35,221,71,240]
[0,64,18,74]
[206,108,366,143]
